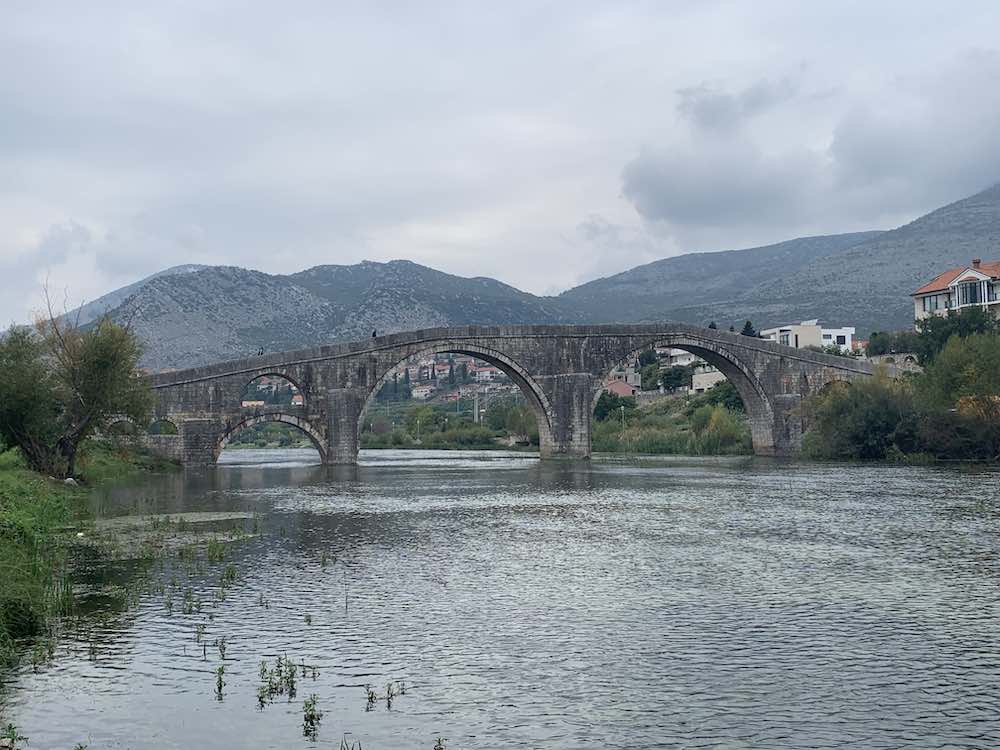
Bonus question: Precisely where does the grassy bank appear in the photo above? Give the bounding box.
[0,441,177,667]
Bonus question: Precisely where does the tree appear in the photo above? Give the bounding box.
[593,392,637,422]
[640,362,661,390]
[638,349,658,367]
[918,333,1000,421]
[661,365,693,391]
[403,368,410,386]
[448,363,455,385]
[708,321,717,329]
[915,306,999,363]
[0,313,152,477]
[729,325,735,332]
[458,363,468,383]
[866,330,921,357]
[740,320,758,337]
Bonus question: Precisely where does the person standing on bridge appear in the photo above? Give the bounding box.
[372,329,377,338]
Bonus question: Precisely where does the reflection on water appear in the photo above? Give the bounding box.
[3,449,1000,749]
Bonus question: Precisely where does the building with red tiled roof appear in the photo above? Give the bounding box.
[911,259,1000,323]
[604,379,639,398]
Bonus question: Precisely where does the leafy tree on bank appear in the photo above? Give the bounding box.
[918,333,1000,422]
[708,321,717,329]
[914,306,999,363]
[689,380,744,413]
[0,315,151,478]
[740,320,758,337]
[804,333,1000,461]
[593,392,637,422]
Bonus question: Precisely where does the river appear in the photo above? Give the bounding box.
[3,449,999,749]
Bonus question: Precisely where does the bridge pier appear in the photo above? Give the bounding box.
[179,418,222,464]
[327,387,367,464]
[537,373,594,459]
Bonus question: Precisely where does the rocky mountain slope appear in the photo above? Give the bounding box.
[115,261,569,370]
[69,264,207,326]
[557,232,882,323]
[97,182,1000,370]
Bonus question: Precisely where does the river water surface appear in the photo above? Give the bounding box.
[3,449,999,748]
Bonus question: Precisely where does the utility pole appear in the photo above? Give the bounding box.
[620,404,625,441]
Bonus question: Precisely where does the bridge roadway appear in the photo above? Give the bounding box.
[144,323,877,464]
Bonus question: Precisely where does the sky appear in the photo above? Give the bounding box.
[4,1,1000,323]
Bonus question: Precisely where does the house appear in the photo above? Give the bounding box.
[411,385,436,400]
[607,358,642,388]
[291,393,304,406]
[474,365,502,382]
[691,363,726,393]
[604,379,639,397]
[912,258,1000,322]
[761,319,856,353]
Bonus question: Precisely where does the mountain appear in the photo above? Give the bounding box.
[114,261,569,370]
[95,182,1000,370]
[730,183,1000,332]
[557,232,882,323]
[69,264,207,325]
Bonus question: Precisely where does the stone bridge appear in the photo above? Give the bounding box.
[144,323,877,465]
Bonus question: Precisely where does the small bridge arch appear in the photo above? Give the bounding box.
[216,412,327,462]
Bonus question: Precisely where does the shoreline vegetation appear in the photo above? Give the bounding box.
[0,441,178,669]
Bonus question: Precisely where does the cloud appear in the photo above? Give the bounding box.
[622,48,1000,248]
[3,2,1000,321]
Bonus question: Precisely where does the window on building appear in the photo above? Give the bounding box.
[779,333,790,346]
[959,283,981,305]
[836,335,846,345]
[822,333,832,340]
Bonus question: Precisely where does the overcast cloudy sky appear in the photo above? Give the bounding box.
[4,1,1000,323]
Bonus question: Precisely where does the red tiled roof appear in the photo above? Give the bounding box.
[604,380,637,397]
[912,261,1000,295]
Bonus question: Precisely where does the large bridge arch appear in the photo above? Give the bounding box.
[215,412,327,462]
[593,333,778,454]
[362,342,556,451]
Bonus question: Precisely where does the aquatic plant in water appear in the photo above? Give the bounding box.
[302,694,322,739]
[214,664,225,700]
[1,723,28,748]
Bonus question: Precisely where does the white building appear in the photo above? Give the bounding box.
[761,319,856,354]
[912,258,1000,322]
[411,385,436,400]
[691,364,726,393]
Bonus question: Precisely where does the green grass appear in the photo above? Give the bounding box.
[0,450,79,667]
[0,441,178,668]
[592,395,752,456]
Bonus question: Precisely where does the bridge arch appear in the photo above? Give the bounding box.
[594,333,777,454]
[362,342,556,450]
[215,413,327,462]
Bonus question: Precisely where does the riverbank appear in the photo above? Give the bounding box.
[0,441,178,667]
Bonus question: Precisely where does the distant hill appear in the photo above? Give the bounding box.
[557,232,882,324]
[113,260,569,370]
[728,183,1000,332]
[93,182,1000,369]
[68,264,207,326]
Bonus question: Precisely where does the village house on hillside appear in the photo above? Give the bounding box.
[911,258,1000,322]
